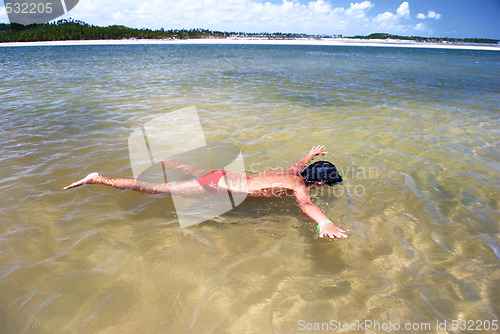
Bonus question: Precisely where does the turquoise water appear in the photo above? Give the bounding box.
[0,44,499,333]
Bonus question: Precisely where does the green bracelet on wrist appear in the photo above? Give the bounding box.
[317,220,334,231]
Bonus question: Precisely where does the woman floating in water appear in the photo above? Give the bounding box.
[64,145,348,240]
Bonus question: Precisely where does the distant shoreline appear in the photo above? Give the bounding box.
[1,37,499,51]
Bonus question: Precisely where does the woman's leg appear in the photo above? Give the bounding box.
[63,172,170,194]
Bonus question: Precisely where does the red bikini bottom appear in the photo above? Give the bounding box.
[196,170,228,192]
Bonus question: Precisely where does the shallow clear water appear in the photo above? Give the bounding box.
[0,44,499,333]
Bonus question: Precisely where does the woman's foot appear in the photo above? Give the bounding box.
[63,172,101,190]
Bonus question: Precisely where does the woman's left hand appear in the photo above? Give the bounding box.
[319,222,348,239]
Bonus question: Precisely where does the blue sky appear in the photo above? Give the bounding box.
[1,0,499,38]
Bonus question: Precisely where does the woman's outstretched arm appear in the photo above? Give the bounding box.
[294,184,348,239]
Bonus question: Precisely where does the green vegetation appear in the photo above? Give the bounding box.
[0,19,227,42]
[0,19,498,44]
[353,33,499,45]
[0,19,318,42]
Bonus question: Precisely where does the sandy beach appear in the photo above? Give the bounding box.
[1,37,499,51]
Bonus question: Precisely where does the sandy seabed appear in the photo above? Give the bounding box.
[1,37,499,51]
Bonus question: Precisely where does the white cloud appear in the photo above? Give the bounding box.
[427,10,441,20]
[0,0,442,36]
[414,22,425,30]
[0,6,6,20]
[413,22,433,35]
[370,1,412,34]
[417,10,442,20]
[374,11,393,23]
[57,0,379,34]
[345,1,374,18]
[308,0,331,14]
[347,1,374,12]
[396,2,410,19]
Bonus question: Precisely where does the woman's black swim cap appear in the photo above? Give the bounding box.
[301,161,342,185]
